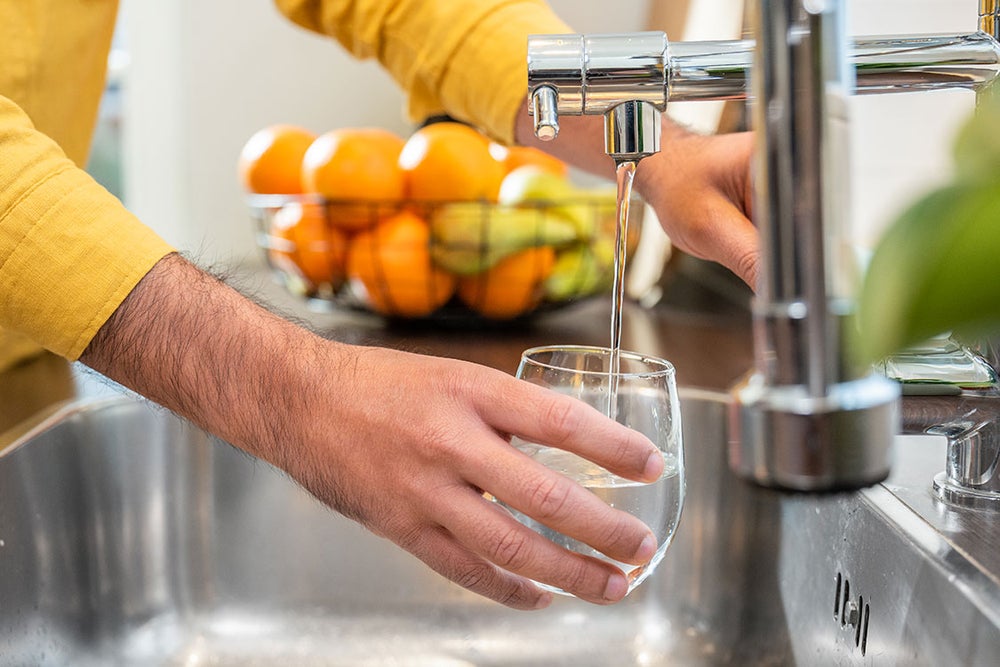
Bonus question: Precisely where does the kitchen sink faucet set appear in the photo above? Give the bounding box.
[527,0,1000,498]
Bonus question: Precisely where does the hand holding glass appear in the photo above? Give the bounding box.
[501,345,685,598]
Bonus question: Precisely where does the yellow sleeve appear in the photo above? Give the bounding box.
[0,96,175,361]
[273,0,572,144]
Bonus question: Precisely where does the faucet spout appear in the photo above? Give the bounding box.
[604,100,660,163]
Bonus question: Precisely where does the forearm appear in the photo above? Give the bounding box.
[79,253,337,472]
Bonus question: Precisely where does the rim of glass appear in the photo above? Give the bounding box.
[520,345,676,378]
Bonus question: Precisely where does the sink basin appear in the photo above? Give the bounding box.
[2,388,999,665]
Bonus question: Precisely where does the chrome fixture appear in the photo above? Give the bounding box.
[728,0,898,492]
[527,33,668,162]
[885,335,1000,508]
[528,32,1000,147]
[527,2,1000,491]
[901,391,1000,509]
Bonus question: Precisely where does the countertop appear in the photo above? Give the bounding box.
[0,258,754,447]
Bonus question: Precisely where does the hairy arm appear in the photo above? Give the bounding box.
[81,253,319,462]
[80,252,664,609]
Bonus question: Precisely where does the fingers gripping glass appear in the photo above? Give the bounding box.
[503,345,685,598]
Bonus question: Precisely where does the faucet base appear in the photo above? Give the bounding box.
[934,472,1000,510]
[729,373,900,491]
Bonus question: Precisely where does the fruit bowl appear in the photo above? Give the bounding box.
[248,192,642,324]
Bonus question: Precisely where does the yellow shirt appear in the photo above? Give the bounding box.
[0,0,172,368]
[274,0,570,144]
[0,0,569,368]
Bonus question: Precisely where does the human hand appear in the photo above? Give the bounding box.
[81,254,664,611]
[286,345,665,610]
[514,109,758,289]
[635,128,758,288]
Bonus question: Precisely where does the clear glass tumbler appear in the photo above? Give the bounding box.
[504,345,684,597]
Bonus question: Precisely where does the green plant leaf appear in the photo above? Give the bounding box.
[859,180,1000,363]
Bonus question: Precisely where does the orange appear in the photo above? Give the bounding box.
[347,210,457,317]
[266,212,300,278]
[268,202,348,288]
[302,127,407,230]
[238,124,316,194]
[458,245,557,319]
[398,122,505,202]
[490,144,569,178]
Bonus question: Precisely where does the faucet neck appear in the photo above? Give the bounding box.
[728,0,899,492]
[750,0,854,393]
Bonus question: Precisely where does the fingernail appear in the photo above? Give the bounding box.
[643,450,664,480]
[534,591,553,610]
[634,533,657,562]
[603,572,628,602]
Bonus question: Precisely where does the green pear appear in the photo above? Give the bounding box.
[543,239,616,300]
[497,166,598,240]
[429,202,578,275]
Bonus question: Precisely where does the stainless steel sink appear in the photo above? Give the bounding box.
[2,388,999,665]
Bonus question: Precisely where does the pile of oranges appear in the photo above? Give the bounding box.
[239,121,601,320]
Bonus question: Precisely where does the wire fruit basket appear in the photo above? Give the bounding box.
[248,192,642,324]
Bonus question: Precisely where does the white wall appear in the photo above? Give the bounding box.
[122,1,409,264]
[120,0,647,266]
[120,0,983,265]
[847,0,980,250]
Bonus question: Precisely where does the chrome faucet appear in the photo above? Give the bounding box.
[527,1,1000,492]
[528,33,667,162]
[902,389,1000,508]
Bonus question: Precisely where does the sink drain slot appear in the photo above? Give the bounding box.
[834,571,870,656]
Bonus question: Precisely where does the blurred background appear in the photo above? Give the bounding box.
[89,0,976,274]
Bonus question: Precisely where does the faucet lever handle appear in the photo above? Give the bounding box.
[530,86,560,141]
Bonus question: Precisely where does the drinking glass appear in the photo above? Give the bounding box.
[504,344,684,598]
